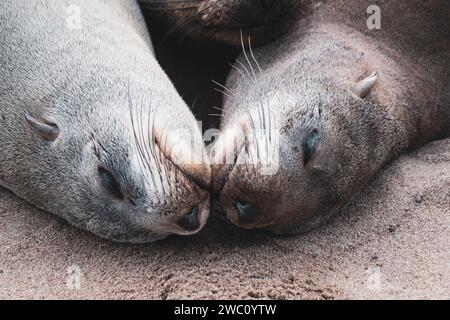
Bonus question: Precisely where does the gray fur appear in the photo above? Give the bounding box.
[0,0,210,243]
[213,0,450,233]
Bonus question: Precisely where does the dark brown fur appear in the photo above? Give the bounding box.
[140,0,306,47]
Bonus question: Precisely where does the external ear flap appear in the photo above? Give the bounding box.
[353,71,379,98]
[26,115,60,141]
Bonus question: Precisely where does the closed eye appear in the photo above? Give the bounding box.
[98,167,124,200]
[302,129,320,166]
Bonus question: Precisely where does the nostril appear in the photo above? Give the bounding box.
[235,201,259,222]
[259,0,276,10]
[178,206,200,231]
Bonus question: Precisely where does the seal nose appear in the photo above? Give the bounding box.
[178,206,200,231]
[235,201,259,222]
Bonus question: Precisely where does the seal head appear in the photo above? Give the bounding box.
[213,67,386,234]
[0,0,211,243]
[212,0,450,234]
[16,76,212,243]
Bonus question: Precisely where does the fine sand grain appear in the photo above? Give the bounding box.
[0,139,449,299]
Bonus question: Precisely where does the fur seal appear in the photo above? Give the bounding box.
[139,0,304,47]
[212,0,450,233]
[0,0,211,243]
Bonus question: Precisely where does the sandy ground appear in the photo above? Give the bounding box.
[0,138,449,299]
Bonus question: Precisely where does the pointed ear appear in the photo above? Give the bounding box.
[353,71,379,98]
[26,115,60,141]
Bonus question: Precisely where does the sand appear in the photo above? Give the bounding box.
[0,138,449,299]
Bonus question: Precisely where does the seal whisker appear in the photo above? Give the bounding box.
[140,0,199,10]
[145,97,160,194]
[137,97,152,170]
[213,87,233,100]
[143,0,198,4]
[161,122,174,198]
[208,113,224,117]
[255,95,264,162]
[229,62,252,84]
[140,98,164,203]
[211,108,234,121]
[212,106,228,114]
[212,79,247,106]
[267,95,275,161]
[176,23,199,44]
[150,110,167,202]
[167,138,180,199]
[138,94,164,203]
[128,90,158,198]
[154,123,168,201]
[234,59,254,83]
[212,80,237,98]
[245,109,260,163]
[163,3,215,40]
[248,36,262,75]
[259,99,269,165]
[240,30,257,83]
[190,97,198,113]
[140,5,199,11]
[162,11,198,39]
[173,2,220,44]
[158,119,172,200]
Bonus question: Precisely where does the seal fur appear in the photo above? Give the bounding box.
[139,0,306,47]
[212,0,450,233]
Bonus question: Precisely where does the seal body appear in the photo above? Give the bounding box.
[140,0,305,47]
[0,0,211,243]
[213,0,450,233]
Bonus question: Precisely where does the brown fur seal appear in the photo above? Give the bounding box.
[0,0,211,243]
[212,0,450,233]
[139,0,306,47]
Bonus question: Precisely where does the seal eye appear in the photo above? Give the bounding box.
[98,167,124,200]
[302,129,320,166]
